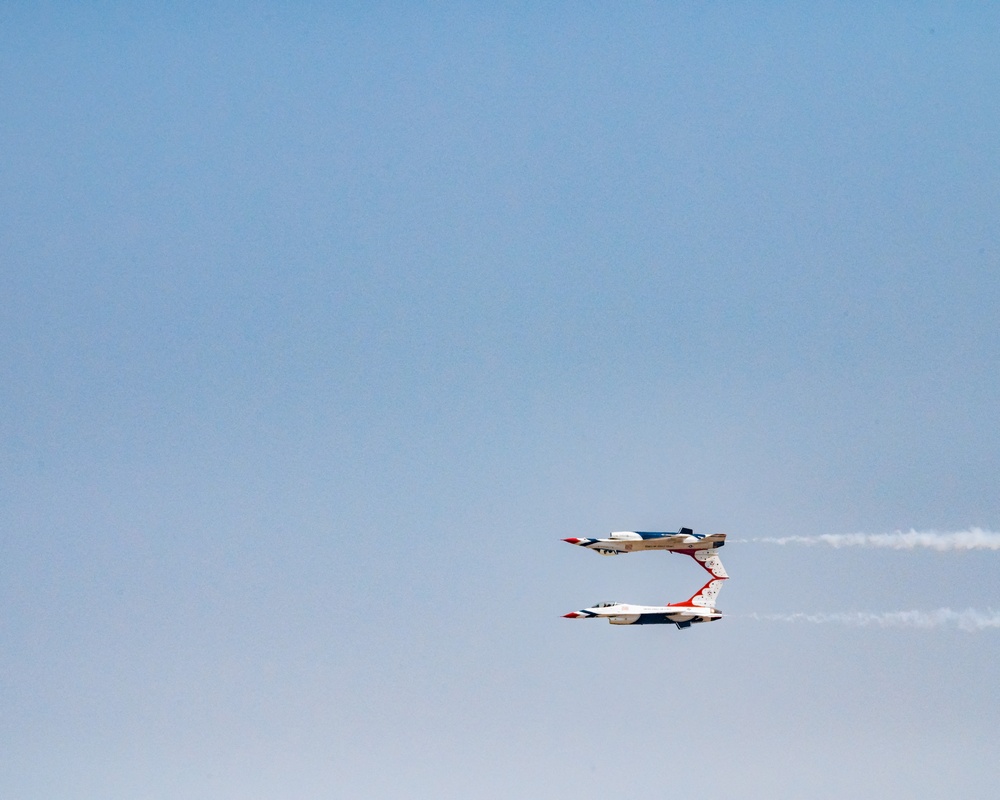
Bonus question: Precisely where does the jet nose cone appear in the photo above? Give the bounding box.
[563,611,582,618]
[563,537,583,544]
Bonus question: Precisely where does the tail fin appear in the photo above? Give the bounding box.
[672,547,728,578]
[668,548,728,607]
[671,577,725,608]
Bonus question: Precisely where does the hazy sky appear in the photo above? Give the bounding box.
[3,4,999,798]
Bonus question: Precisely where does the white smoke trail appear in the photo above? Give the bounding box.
[749,528,1000,551]
[746,608,1000,632]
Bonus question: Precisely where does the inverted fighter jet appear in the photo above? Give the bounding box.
[561,546,728,629]
[562,527,725,556]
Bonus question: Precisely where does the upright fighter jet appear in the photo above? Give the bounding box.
[562,527,725,556]
[561,545,729,630]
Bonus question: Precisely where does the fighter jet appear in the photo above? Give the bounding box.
[562,527,725,556]
[562,577,724,629]
[561,545,729,629]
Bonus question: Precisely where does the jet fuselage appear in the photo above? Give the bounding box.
[563,601,722,629]
[563,528,726,556]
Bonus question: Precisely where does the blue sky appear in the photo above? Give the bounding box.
[2,4,999,798]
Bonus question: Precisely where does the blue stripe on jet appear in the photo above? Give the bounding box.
[630,613,709,626]
[633,530,704,540]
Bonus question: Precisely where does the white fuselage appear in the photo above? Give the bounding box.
[565,602,723,626]
[563,530,727,556]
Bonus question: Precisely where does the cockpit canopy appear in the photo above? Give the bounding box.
[592,601,619,608]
